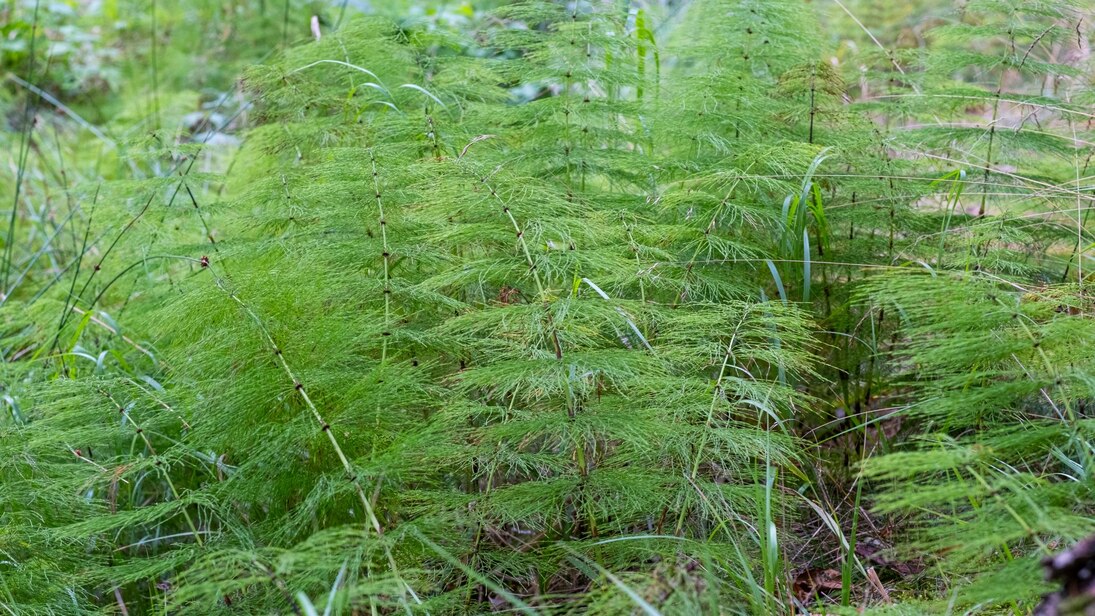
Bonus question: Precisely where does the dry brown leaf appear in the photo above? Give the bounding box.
[794,567,843,603]
[865,566,891,604]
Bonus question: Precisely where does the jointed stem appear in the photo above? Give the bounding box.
[370,150,392,363]
[214,274,421,608]
[99,388,204,546]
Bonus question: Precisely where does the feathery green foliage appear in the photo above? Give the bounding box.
[1,0,1094,614]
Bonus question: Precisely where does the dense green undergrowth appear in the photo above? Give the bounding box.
[1,0,1093,614]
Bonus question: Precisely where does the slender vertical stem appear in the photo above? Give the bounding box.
[370,151,392,363]
[477,175,546,301]
[149,0,160,132]
[976,90,1001,219]
[4,0,42,296]
[675,310,749,535]
[808,64,816,144]
[281,0,291,46]
[216,276,420,607]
